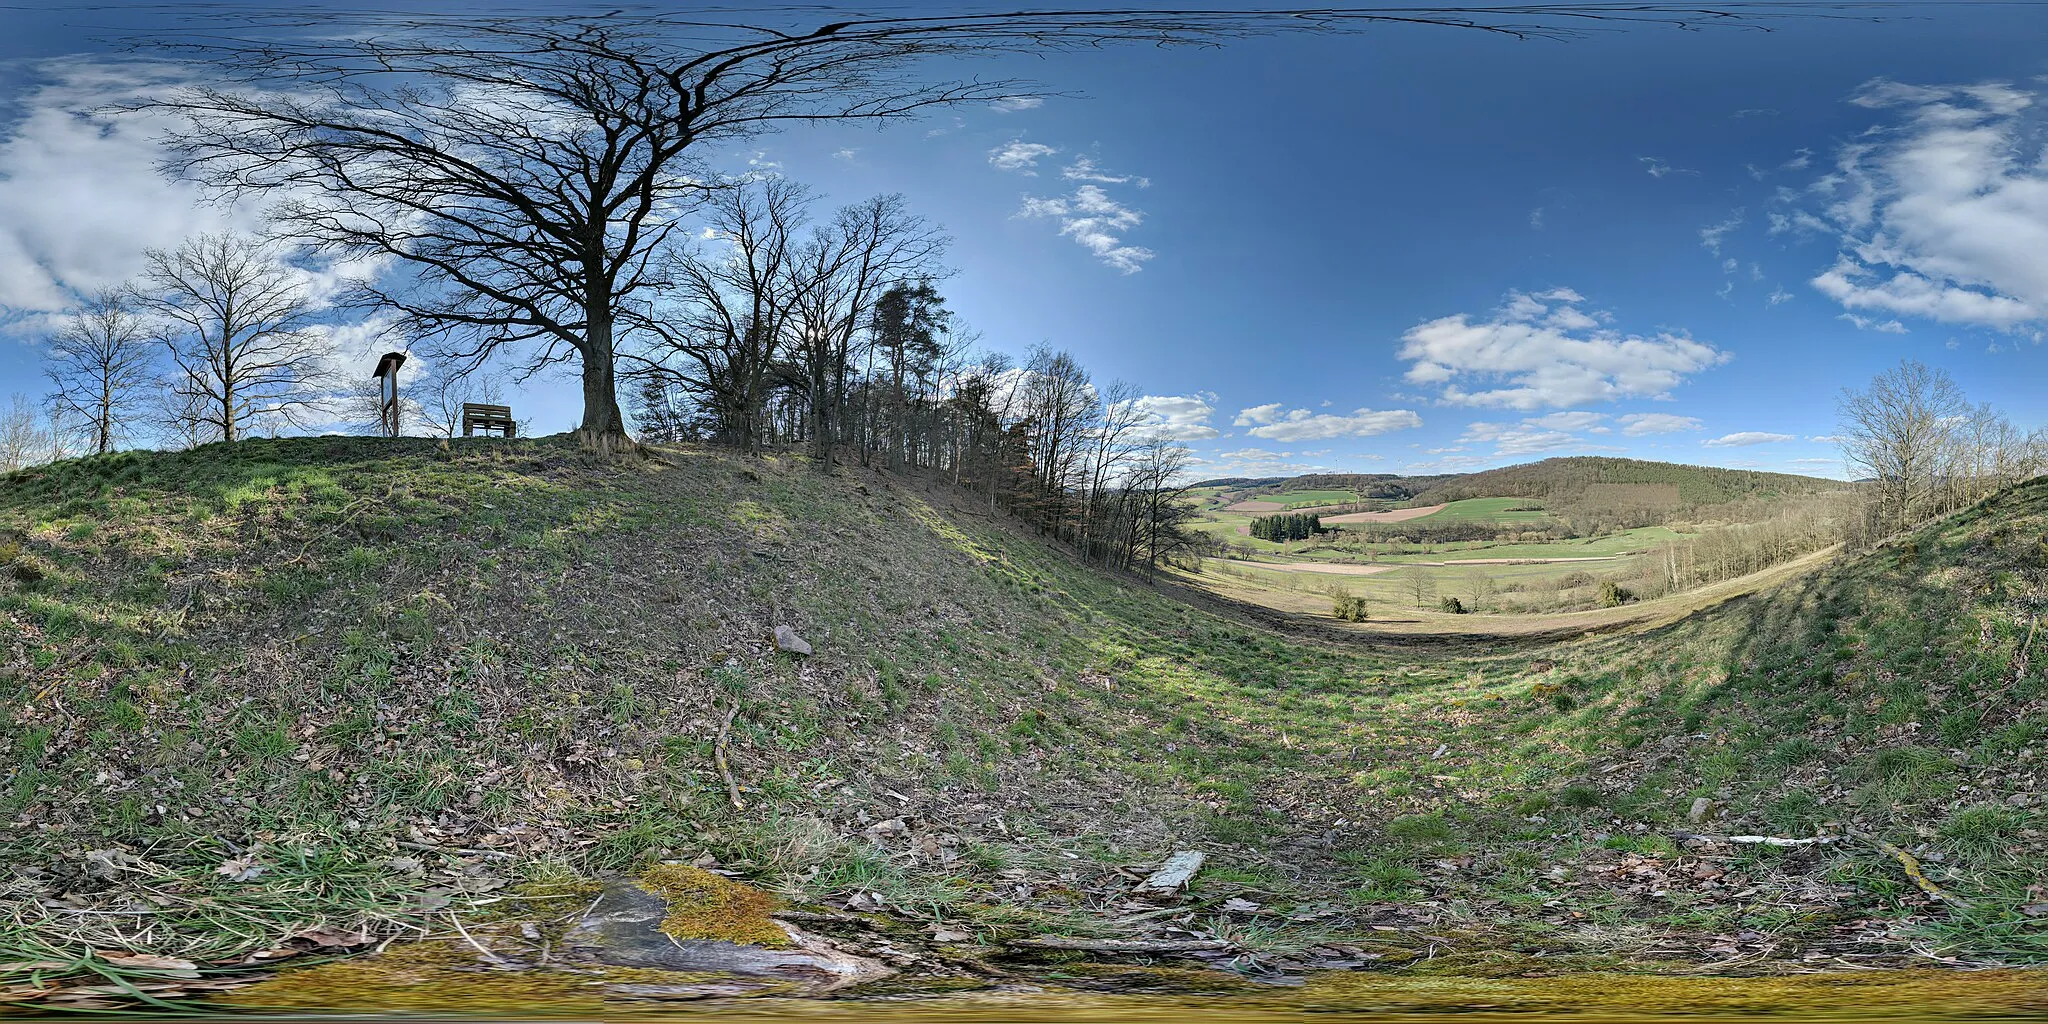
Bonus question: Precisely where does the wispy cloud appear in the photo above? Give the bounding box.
[1639,156,1698,179]
[1398,288,1728,410]
[1062,155,1150,188]
[1617,413,1702,436]
[1461,418,1622,457]
[1016,185,1154,273]
[1703,431,1795,448]
[1700,210,1743,256]
[988,139,1058,173]
[1837,312,1908,334]
[989,96,1044,113]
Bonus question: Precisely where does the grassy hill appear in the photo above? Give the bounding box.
[3,438,2043,979]
[1410,456,1844,508]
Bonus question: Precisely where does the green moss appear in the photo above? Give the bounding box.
[638,863,791,947]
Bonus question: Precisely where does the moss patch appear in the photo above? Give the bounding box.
[638,863,790,947]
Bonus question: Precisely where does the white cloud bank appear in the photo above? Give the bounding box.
[0,64,276,318]
[1130,394,1220,440]
[1398,288,1728,410]
[1238,406,1423,442]
[1799,80,2048,332]
[1617,412,1702,436]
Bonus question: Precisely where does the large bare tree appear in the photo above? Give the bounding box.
[138,234,329,444]
[140,7,1806,454]
[44,289,156,456]
[1837,359,1967,535]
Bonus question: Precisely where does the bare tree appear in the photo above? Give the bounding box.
[0,395,53,472]
[142,8,1801,454]
[44,289,155,456]
[654,177,808,453]
[137,234,329,444]
[1837,359,1968,535]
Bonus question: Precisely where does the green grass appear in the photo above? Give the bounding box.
[2,436,2044,984]
[1413,497,1551,524]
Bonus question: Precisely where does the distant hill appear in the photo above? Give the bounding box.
[1407,456,1845,508]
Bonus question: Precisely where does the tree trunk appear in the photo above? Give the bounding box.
[575,312,635,454]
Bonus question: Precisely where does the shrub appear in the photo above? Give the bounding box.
[1332,595,1370,622]
[1438,596,1466,614]
[1559,570,1597,589]
[1598,581,1632,608]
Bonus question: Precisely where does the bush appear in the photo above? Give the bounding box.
[1438,596,1466,614]
[1597,581,1632,608]
[1559,570,1597,589]
[1331,595,1370,622]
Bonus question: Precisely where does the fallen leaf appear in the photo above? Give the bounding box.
[289,925,371,949]
[215,856,264,882]
[96,952,199,975]
[1220,897,1262,913]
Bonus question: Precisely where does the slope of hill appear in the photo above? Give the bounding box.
[2,438,2042,995]
[1410,456,1844,508]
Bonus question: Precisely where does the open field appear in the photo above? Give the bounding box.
[1398,496,1550,524]
[1321,503,1446,524]
[1367,526,1688,563]
[1191,545,1842,637]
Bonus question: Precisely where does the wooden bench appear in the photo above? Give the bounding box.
[461,403,517,438]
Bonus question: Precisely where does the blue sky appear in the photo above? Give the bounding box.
[2,3,2045,479]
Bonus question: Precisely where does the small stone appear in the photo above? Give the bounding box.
[1688,797,1714,823]
[774,625,812,656]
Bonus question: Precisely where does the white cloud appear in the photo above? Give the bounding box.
[1767,287,1794,306]
[1233,402,1284,426]
[1702,431,1795,448]
[1525,411,1606,431]
[1617,413,1703,436]
[1792,80,2048,330]
[1061,156,1150,188]
[989,96,1044,113]
[832,148,858,161]
[1640,156,1697,179]
[1397,288,1728,410]
[1807,434,1844,444]
[1245,407,1423,442]
[988,140,1057,173]
[1700,210,1743,256]
[1203,446,1331,477]
[1129,394,1219,440]
[1461,420,1620,457]
[0,63,275,316]
[1837,312,1909,334]
[1015,184,1154,273]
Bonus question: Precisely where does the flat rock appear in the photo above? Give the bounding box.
[560,881,890,994]
[773,625,812,655]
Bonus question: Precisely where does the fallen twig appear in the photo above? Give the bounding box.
[1850,831,1969,910]
[1008,937,1233,953]
[1674,833,1840,847]
[715,703,746,811]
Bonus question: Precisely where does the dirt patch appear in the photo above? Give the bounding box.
[1320,503,1446,524]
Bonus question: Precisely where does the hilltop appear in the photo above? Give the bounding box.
[2,438,2043,996]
